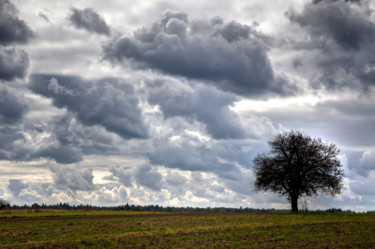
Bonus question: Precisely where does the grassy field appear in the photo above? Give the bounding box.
[0,210,375,248]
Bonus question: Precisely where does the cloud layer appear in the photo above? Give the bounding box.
[0,0,32,82]
[0,47,29,81]
[0,0,374,212]
[103,10,295,97]
[69,7,111,36]
[0,0,34,46]
[287,0,375,91]
[29,74,148,140]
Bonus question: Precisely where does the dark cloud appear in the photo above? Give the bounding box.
[358,150,375,176]
[247,97,375,150]
[292,58,303,68]
[313,0,362,5]
[0,86,28,123]
[0,1,31,82]
[135,164,162,191]
[103,10,295,97]
[0,87,29,161]
[350,171,375,196]
[109,166,133,187]
[146,135,258,197]
[313,55,375,91]
[0,47,29,81]
[286,0,375,91]
[29,74,148,140]
[148,142,220,172]
[0,114,108,164]
[51,165,95,191]
[35,145,83,164]
[38,12,51,23]
[148,83,246,139]
[342,150,372,177]
[51,114,119,156]
[0,127,27,161]
[69,7,110,36]
[317,100,375,147]
[0,0,34,45]
[147,137,244,180]
[8,179,27,197]
[7,179,42,202]
[217,21,251,43]
[165,171,187,187]
[1,119,83,164]
[109,164,162,191]
[287,0,374,50]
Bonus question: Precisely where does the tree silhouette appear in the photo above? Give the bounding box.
[0,197,9,210]
[253,131,344,212]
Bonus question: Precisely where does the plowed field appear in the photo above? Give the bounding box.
[1,211,374,248]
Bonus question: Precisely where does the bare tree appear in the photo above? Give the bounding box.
[253,131,344,212]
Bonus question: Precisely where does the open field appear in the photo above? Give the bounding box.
[1,210,375,248]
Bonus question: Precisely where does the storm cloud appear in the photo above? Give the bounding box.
[148,82,246,139]
[0,0,32,81]
[0,127,26,161]
[69,7,110,36]
[50,114,121,156]
[8,179,28,198]
[109,164,162,191]
[51,165,95,191]
[29,74,148,140]
[0,0,34,45]
[0,47,29,81]
[0,85,29,161]
[35,145,83,164]
[146,131,250,181]
[103,10,295,97]
[0,86,27,123]
[287,0,375,91]
[288,0,374,50]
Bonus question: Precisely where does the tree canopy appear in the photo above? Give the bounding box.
[253,131,344,212]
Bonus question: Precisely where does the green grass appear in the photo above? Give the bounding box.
[0,211,374,248]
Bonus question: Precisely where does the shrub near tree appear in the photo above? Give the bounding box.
[253,131,344,212]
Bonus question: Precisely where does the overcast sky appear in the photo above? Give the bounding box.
[1,0,375,211]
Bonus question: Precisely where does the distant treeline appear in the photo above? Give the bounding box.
[5,202,369,213]
[9,203,285,213]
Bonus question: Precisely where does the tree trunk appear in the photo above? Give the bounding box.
[291,196,298,212]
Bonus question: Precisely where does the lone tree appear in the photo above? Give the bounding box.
[253,131,344,212]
